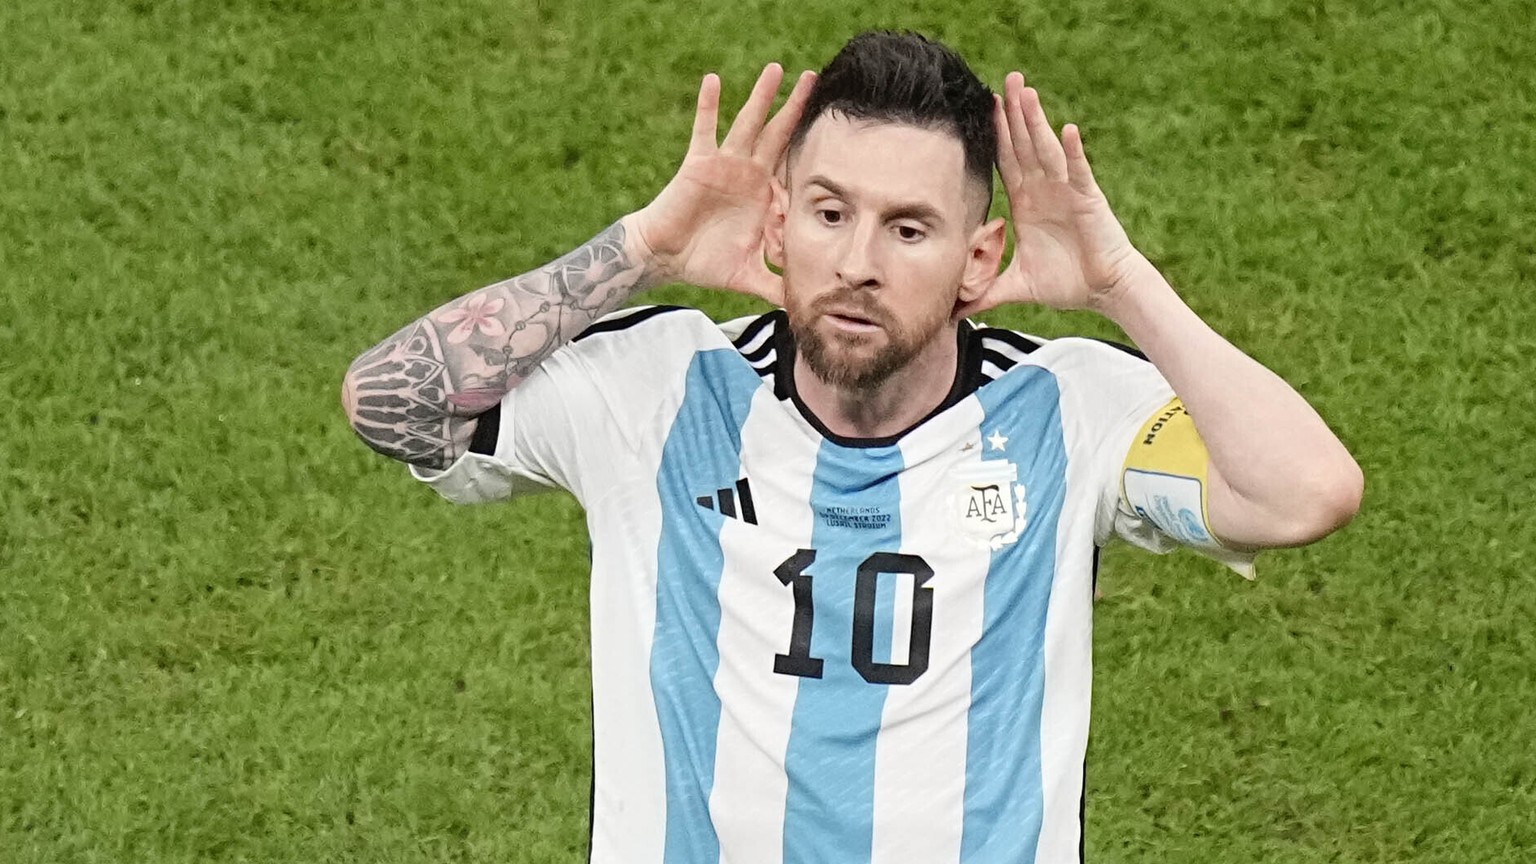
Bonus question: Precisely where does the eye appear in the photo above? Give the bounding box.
[817,208,844,225]
[895,224,926,242]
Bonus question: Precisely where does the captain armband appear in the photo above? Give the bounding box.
[1120,398,1227,553]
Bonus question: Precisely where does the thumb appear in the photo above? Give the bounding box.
[737,263,785,307]
[952,296,988,322]
[953,282,1006,322]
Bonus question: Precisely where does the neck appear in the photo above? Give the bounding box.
[792,325,961,440]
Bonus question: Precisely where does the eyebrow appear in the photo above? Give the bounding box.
[803,175,946,226]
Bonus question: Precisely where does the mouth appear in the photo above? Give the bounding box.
[823,308,883,334]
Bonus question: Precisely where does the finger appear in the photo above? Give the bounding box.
[690,73,722,152]
[721,63,785,155]
[1062,123,1100,193]
[754,70,817,169]
[992,93,1026,192]
[1003,73,1040,177]
[1021,86,1069,180]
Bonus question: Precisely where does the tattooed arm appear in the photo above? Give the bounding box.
[342,219,656,470]
[342,64,815,470]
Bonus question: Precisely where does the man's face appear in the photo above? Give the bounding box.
[778,114,982,391]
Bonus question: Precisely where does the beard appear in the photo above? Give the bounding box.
[787,289,951,391]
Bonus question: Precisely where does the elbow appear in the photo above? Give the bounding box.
[1228,451,1376,544]
[341,371,356,428]
[340,363,365,434]
[340,361,387,454]
[1284,455,1365,546]
[1215,451,1364,549]
[1334,456,1366,526]
[338,357,464,471]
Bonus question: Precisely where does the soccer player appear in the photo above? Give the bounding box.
[343,32,1361,864]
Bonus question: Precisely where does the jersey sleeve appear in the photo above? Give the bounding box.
[1040,337,1256,576]
[409,306,709,507]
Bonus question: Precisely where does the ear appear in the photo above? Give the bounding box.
[958,216,1007,305]
[765,177,788,269]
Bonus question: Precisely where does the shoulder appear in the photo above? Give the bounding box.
[561,305,786,388]
[967,321,1151,387]
[559,304,729,366]
[570,304,783,348]
[572,304,716,345]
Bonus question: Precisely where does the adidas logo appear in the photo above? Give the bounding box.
[696,478,758,525]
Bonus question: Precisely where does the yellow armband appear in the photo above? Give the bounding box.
[1120,398,1221,550]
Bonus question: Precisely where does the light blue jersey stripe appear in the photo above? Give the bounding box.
[961,368,1069,862]
[780,442,905,863]
[651,349,763,864]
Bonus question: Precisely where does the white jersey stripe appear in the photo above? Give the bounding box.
[870,401,993,864]
[588,496,671,864]
[709,389,819,864]
[1030,369,1106,863]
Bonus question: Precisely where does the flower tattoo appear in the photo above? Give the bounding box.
[439,295,508,344]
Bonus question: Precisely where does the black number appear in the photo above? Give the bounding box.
[772,549,933,685]
[852,553,933,685]
[773,549,824,678]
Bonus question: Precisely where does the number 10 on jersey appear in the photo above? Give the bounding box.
[773,548,935,685]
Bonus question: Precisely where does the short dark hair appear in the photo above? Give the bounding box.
[789,31,996,220]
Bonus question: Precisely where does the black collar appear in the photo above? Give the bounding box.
[772,313,984,448]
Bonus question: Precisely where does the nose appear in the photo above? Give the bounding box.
[835,220,882,288]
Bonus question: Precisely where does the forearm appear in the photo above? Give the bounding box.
[1097,255,1363,547]
[342,216,659,469]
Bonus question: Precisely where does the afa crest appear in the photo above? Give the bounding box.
[951,460,1028,550]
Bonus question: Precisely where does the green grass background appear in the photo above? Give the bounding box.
[3,0,1533,860]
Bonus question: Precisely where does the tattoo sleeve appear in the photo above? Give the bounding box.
[343,221,654,470]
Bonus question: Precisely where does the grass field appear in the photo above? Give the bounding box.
[3,0,1534,861]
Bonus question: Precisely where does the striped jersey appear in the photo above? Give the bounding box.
[412,305,1198,864]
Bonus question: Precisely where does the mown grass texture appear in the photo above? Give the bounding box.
[2,0,1533,861]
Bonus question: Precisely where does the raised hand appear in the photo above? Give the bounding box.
[632,64,817,305]
[958,72,1144,318]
